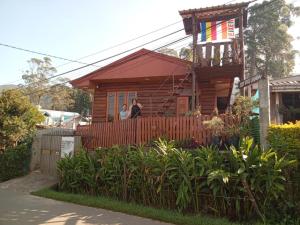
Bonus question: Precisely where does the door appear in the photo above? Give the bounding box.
[177,96,189,116]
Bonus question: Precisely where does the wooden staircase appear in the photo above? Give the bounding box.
[157,72,192,116]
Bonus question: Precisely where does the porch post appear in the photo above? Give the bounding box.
[258,73,270,149]
[192,13,198,111]
[239,9,245,96]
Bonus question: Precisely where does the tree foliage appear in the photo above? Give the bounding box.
[157,48,178,57]
[179,46,192,61]
[69,89,91,116]
[245,0,300,78]
[22,57,74,111]
[0,89,44,150]
[22,57,56,105]
[49,78,75,111]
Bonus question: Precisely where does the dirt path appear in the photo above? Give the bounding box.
[0,170,57,193]
[0,172,172,225]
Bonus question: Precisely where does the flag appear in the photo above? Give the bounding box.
[199,19,235,42]
[227,19,235,39]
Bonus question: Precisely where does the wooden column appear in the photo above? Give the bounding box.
[239,9,245,96]
[192,14,198,111]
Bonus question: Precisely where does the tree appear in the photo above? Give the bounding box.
[22,57,75,111]
[69,89,91,116]
[49,77,74,111]
[157,48,178,57]
[245,0,300,78]
[0,89,44,150]
[22,57,56,106]
[179,47,192,61]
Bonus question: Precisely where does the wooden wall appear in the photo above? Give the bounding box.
[92,78,222,123]
[199,81,217,114]
[92,79,188,123]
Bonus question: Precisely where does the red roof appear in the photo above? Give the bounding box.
[71,48,191,88]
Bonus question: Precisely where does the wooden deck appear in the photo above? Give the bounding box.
[197,39,242,68]
[76,115,234,149]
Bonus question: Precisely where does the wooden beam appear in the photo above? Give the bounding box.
[192,14,198,111]
[239,9,245,95]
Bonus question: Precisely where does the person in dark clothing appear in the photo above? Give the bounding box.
[130,98,143,118]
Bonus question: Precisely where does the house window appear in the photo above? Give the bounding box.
[107,91,137,122]
[107,92,116,122]
[118,92,126,113]
[128,92,137,105]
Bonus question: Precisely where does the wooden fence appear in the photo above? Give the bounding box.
[76,115,234,149]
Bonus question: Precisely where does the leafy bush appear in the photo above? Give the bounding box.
[268,121,300,156]
[268,121,300,222]
[0,89,44,150]
[0,138,32,182]
[57,138,297,223]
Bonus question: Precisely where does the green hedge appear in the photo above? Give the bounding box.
[0,139,32,182]
[268,121,300,155]
[268,121,300,219]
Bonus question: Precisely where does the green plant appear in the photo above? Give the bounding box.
[203,116,224,136]
[56,138,299,223]
[0,89,44,150]
[0,138,32,182]
[267,121,300,221]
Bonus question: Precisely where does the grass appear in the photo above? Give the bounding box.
[32,187,259,225]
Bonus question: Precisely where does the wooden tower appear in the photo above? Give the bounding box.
[179,2,251,111]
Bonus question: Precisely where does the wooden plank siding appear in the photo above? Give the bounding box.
[92,78,193,123]
[76,115,233,149]
[91,77,227,123]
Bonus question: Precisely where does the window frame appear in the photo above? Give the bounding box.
[106,91,137,122]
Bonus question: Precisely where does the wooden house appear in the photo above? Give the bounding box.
[71,2,250,124]
[71,48,235,122]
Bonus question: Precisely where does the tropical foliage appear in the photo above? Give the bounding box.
[57,138,297,223]
[0,89,43,150]
[268,121,300,223]
[0,138,32,182]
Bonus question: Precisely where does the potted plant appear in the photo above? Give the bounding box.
[225,122,240,148]
[203,116,224,147]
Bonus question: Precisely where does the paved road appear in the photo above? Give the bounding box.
[0,172,172,225]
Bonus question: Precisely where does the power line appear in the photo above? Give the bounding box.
[17,28,185,91]
[23,35,192,97]
[1,20,183,85]
[22,0,280,97]
[54,21,183,69]
[0,42,100,67]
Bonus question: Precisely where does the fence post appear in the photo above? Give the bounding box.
[136,117,141,144]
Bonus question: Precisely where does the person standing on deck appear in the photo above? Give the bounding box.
[130,98,143,119]
[119,104,129,120]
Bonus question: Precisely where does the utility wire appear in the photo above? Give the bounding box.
[1,20,183,85]
[7,0,243,87]
[22,0,279,97]
[23,35,192,97]
[16,28,185,91]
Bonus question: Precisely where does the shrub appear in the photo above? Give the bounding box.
[57,138,297,223]
[0,89,44,150]
[0,138,32,182]
[268,121,300,156]
[268,121,300,221]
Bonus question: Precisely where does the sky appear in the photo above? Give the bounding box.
[0,0,299,85]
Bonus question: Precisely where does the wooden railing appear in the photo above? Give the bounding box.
[76,115,234,149]
[197,39,241,67]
